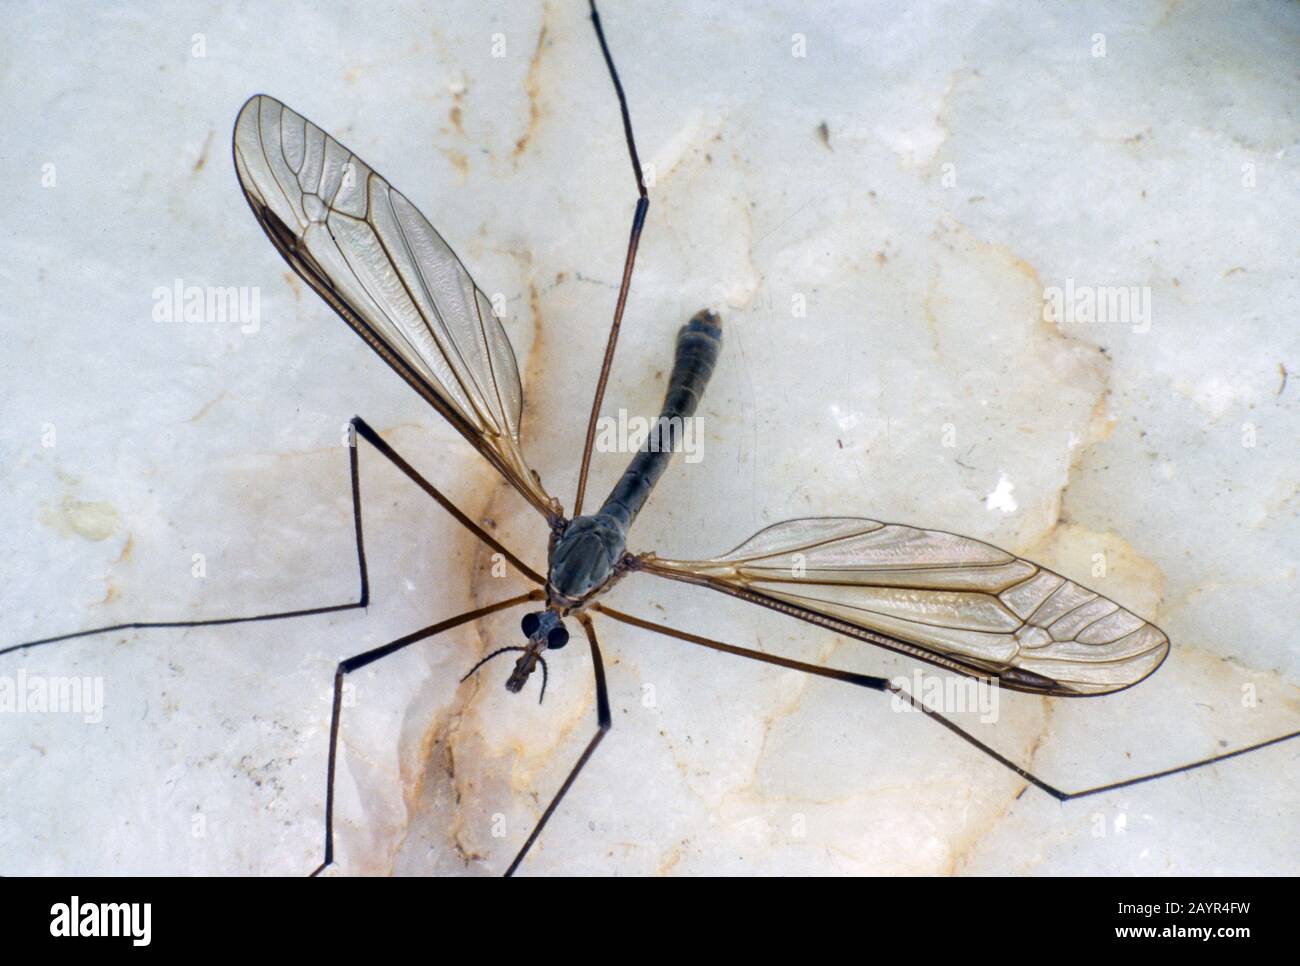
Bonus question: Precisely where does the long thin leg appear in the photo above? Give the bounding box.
[2,415,542,658]
[592,603,890,690]
[884,684,1300,800]
[594,603,1300,801]
[504,611,612,877]
[349,417,544,585]
[312,588,544,877]
[572,0,650,517]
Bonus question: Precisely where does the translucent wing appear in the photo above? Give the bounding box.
[232,94,560,521]
[639,517,1169,695]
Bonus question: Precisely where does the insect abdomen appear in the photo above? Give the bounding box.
[598,309,722,531]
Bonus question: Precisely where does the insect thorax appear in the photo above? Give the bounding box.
[547,513,628,608]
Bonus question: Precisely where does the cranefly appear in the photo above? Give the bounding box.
[8,0,1297,876]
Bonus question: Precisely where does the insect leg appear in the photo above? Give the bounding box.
[2,416,543,659]
[593,604,1300,800]
[504,611,611,876]
[2,426,375,656]
[882,683,1300,800]
[592,603,890,690]
[311,588,544,876]
[572,0,650,516]
[350,417,544,585]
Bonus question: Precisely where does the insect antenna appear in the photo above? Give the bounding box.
[572,0,650,517]
[458,646,551,704]
[460,646,528,680]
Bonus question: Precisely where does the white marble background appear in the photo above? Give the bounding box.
[0,0,1296,875]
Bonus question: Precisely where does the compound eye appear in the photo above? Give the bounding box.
[521,613,541,637]
[547,626,570,650]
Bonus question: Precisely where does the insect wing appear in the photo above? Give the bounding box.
[232,94,559,519]
[641,517,1169,695]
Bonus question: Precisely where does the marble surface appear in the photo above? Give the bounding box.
[1,0,1296,875]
